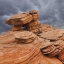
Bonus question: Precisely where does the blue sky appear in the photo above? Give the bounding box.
[0,0,64,33]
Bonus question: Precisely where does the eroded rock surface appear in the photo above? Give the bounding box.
[23,10,41,34]
[39,29,64,40]
[15,31,36,43]
[0,10,64,64]
[0,31,62,64]
[40,24,55,32]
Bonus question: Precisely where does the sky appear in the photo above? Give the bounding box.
[0,0,64,33]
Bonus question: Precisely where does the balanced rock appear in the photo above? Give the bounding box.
[23,10,42,34]
[5,12,33,31]
[5,12,33,25]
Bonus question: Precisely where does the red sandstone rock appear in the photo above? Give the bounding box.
[5,12,33,31]
[29,10,38,21]
[5,13,33,25]
[23,20,41,34]
[41,40,64,56]
[0,31,63,64]
[40,24,55,32]
[5,10,40,32]
[15,31,36,43]
[23,10,41,34]
[39,29,64,40]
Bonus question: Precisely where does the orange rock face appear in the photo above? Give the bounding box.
[5,13,33,25]
[5,10,40,32]
[23,20,41,34]
[23,10,41,34]
[0,31,62,64]
[39,29,64,40]
[40,24,55,32]
[15,31,36,43]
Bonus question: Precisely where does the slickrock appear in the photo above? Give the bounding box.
[0,44,62,64]
[0,31,62,64]
[39,29,64,40]
[0,31,23,44]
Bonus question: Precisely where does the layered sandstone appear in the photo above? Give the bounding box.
[0,10,64,64]
[0,31,62,64]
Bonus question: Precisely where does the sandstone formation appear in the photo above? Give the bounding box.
[5,10,41,34]
[40,24,55,32]
[0,10,64,64]
[23,10,42,34]
[15,31,36,43]
[41,40,64,57]
[39,29,64,40]
[0,31,62,64]
[5,12,33,31]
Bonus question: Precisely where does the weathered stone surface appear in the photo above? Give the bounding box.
[5,10,41,34]
[54,40,64,63]
[0,31,62,64]
[40,24,55,32]
[5,11,33,31]
[15,31,36,43]
[59,34,64,41]
[0,44,62,64]
[5,13,33,25]
[11,25,22,31]
[23,20,41,34]
[39,29,64,40]
[22,10,41,34]
[58,49,64,63]
[41,40,64,56]
[29,10,38,21]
